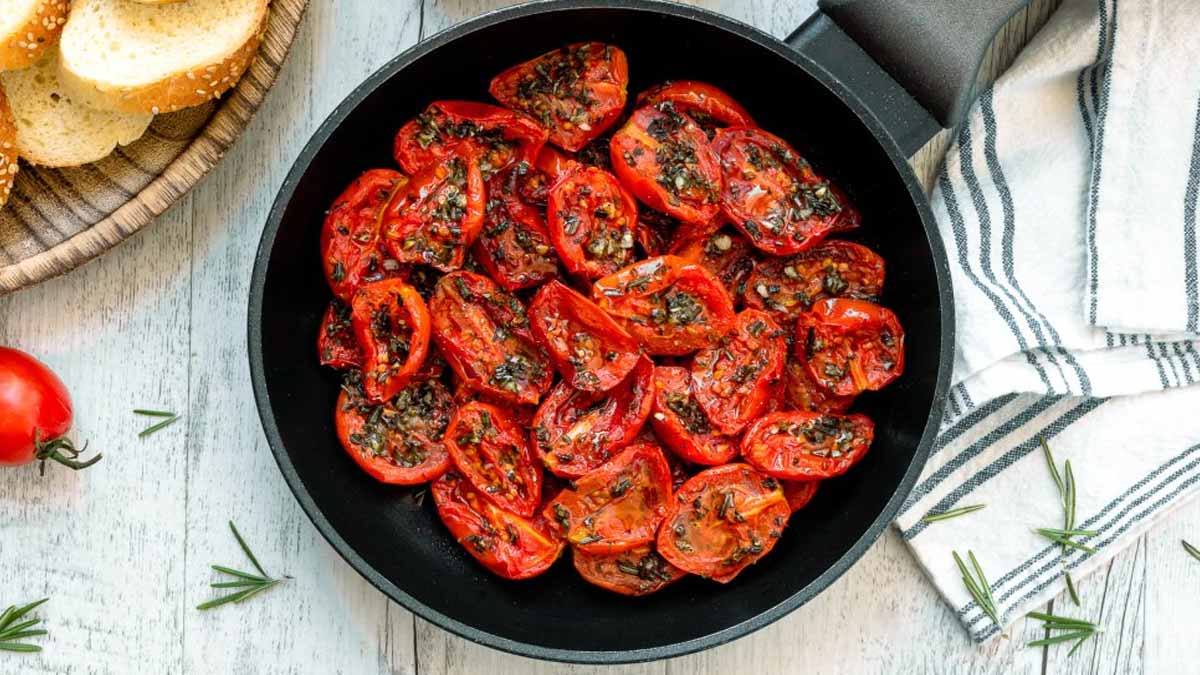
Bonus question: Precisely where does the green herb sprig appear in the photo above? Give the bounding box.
[953,550,1001,629]
[1040,437,1088,605]
[134,409,180,438]
[921,503,986,524]
[0,598,49,653]
[197,521,290,611]
[1184,539,1200,562]
[1027,611,1103,656]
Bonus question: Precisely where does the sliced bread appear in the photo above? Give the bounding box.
[0,84,17,207]
[0,52,152,167]
[58,0,269,115]
[0,0,70,71]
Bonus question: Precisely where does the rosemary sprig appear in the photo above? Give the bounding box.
[1184,539,1200,562]
[134,408,180,438]
[921,504,986,524]
[953,550,1000,628]
[1065,572,1081,606]
[197,521,290,611]
[1027,611,1102,655]
[1040,437,1095,601]
[0,598,49,653]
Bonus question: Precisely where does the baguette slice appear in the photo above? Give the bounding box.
[58,0,269,115]
[0,0,69,71]
[0,84,17,207]
[0,52,152,167]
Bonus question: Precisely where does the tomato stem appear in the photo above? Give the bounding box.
[33,432,102,476]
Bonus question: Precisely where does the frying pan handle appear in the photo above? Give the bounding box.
[787,0,1029,155]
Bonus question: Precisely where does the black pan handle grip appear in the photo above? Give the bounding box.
[787,0,1029,155]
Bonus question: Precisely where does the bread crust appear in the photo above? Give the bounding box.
[58,0,270,115]
[0,0,70,72]
[0,84,17,208]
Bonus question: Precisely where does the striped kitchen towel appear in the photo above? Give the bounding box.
[893,0,1200,643]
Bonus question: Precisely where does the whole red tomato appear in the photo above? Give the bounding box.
[0,347,100,474]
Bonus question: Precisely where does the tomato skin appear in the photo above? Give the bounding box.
[636,81,755,137]
[610,104,723,227]
[473,162,559,291]
[573,543,686,596]
[592,255,735,356]
[691,309,787,435]
[672,228,758,304]
[350,279,433,404]
[741,411,874,480]
[0,347,78,468]
[532,356,655,479]
[547,165,640,280]
[489,42,629,152]
[797,298,905,396]
[334,372,454,484]
[321,169,408,302]
[317,299,363,370]
[713,127,858,256]
[650,366,738,466]
[393,100,547,178]
[782,355,854,414]
[656,463,790,583]
[528,280,641,392]
[432,470,564,580]
[381,146,486,272]
[445,401,543,517]
[782,480,820,512]
[428,271,552,405]
[544,440,673,553]
[744,240,885,324]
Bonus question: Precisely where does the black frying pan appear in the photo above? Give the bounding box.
[248,0,1023,663]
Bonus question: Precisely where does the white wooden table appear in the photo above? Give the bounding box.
[3,1,1198,673]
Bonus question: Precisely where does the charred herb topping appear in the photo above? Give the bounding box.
[665,393,711,435]
[614,551,676,583]
[344,374,449,468]
[513,44,605,128]
[647,103,718,205]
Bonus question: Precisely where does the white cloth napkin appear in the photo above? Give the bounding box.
[892,0,1200,643]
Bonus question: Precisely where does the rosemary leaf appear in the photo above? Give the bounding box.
[0,598,48,653]
[210,565,267,582]
[138,415,179,438]
[1041,436,1066,505]
[1026,610,1102,655]
[1027,611,1098,629]
[920,504,986,524]
[1035,529,1097,554]
[3,630,47,641]
[133,409,176,417]
[211,580,263,589]
[197,521,289,611]
[1028,631,1093,647]
[1184,539,1200,562]
[1038,527,1099,537]
[953,550,1000,627]
[1065,572,1081,606]
[1066,636,1088,657]
[0,642,41,653]
[1064,460,1077,532]
[229,521,269,578]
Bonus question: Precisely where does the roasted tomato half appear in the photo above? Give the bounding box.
[592,255,736,356]
[744,240,885,324]
[489,42,629,152]
[473,162,559,291]
[532,356,654,478]
[432,470,564,580]
[673,228,757,302]
[691,309,786,435]
[610,103,723,227]
[335,370,453,484]
[636,81,755,138]
[381,146,485,271]
[528,280,641,391]
[797,298,905,396]
[544,441,673,553]
[636,208,679,257]
[782,480,820,512]
[321,169,407,302]
[318,299,363,370]
[573,543,686,596]
[713,127,859,255]
[741,411,874,480]
[445,401,543,517]
[656,463,790,583]
[429,271,552,405]
[650,366,738,466]
[350,279,432,403]
[547,165,639,279]
[393,100,547,178]
[782,355,854,414]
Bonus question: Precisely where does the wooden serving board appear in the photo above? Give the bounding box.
[0,0,308,294]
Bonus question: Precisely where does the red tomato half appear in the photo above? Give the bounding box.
[429,271,552,405]
[317,299,363,370]
[473,162,559,291]
[636,81,756,137]
[592,255,736,356]
[528,280,641,392]
[650,366,738,466]
[335,371,454,484]
[432,470,564,580]
[741,411,874,480]
[691,309,786,435]
[782,356,854,414]
[547,165,639,279]
[782,480,820,512]
[350,279,432,403]
[393,100,547,178]
[320,169,407,302]
[532,356,654,478]
[445,401,543,517]
[656,464,790,582]
[544,441,673,553]
[610,103,723,226]
[797,298,905,396]
[489,42,629,152]
[744,240,885,324]
[573,543,686,596]
[381,147,485,271]
[672,228,758,303]
[713,127,858,255]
